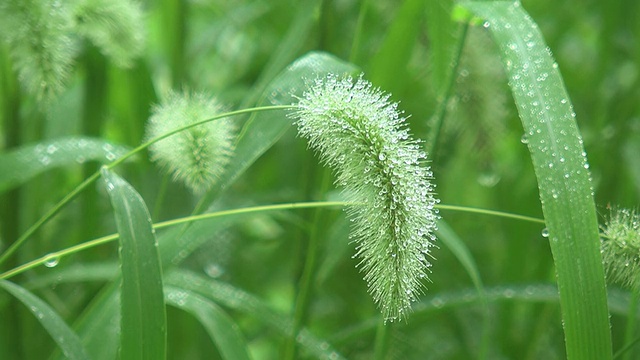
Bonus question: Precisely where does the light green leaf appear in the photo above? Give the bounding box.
[198,51,359,209]
[459,2,612,359]
[165,286,251,360]
[0,137,130,194]
[102,168,166,360]
[0,280,90,360]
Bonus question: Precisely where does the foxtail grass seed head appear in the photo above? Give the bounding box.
[601,207,640,291]
[146,91,235,194]
[0,0,76,101]
[290,74,439,322]
[72,0,145,67]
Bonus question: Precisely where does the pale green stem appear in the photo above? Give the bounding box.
[373,319,392,360]
[0,201,347,280]
[0,202,544,279]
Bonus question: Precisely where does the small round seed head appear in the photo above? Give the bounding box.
[290,74,439,321]
[601,207,640,291]
[146,91,235,194]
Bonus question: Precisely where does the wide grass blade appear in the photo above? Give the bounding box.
[0,280,90,360]
[0,137,130,194]
[102,168,166,360]
[198,51,358,207]
[164,268,346,360]
[165,286,251,360]
[459,2,612,359]
[225,51,357,190]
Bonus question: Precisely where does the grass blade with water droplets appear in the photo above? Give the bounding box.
[459,2,612,358]
[102,168,166,360]
[0,137,130,194]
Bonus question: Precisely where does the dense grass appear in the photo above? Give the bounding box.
[1,0,639,359]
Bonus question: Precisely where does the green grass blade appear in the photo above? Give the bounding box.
[436,219,489,359]
[425,0,456,94]
[0,137,130,194]
[165,286,252,360]
[368,0,424,92]
[66,284,121,360]
[332,284,638,343]
[0,280,90,360]
[459,2,612,359]
[230,51,358,186]
[164,268,347,360]
[436,219,485,298]
[102,168,166,360]
[240,0,321,108]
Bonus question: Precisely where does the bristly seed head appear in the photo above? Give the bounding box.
[146,91,235,194]
[290,74,439,322]
[601,207,640,292]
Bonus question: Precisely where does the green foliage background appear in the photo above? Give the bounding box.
[1,0,639,359]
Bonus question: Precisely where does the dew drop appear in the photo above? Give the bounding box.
[40,156,51,166]
[541,228,549,238]
[520,134,529,144]
[44,256,60,268]
[482,21,491,28]
[204,263,224,278]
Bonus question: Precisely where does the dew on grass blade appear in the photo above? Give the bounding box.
[541,228,549,238]
[44,255,60,268]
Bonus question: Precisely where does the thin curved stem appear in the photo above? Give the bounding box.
[373,319,392,360]
[437,204,545,224]
[284,166,333,360]
[0,201,347,280]
[0,202,544,279]
[0,105,296,267]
